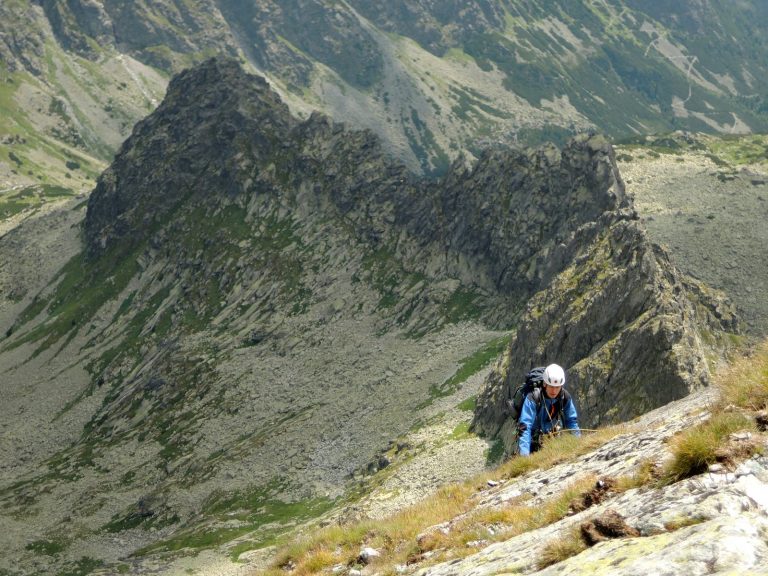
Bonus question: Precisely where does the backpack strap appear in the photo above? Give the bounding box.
[539,389,571,421]
[552,389,571,420]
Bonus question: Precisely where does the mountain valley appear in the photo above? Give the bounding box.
[1,3,768,576]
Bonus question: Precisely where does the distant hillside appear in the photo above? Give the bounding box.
[616,132,768,335]
[2,0,768,179]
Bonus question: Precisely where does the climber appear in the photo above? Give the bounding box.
[517,363,580,456]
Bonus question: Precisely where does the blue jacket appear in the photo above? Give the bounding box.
[518,390,580,456]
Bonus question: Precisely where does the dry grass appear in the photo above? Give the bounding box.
[260,423,631,575]
[416,475,597,557]
[494,425,630,481]
[715,339,768,412]
[535,525,587,570]
[614,458,660,492]
[267,483,477,574]
[662,411,757,483]
[263,470,612,575]
[660,339,768,484]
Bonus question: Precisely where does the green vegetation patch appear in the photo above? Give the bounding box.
[0,184,75,221]
[55,556,104,576]
[136,485,336,558]
[449,421,472,440]
[103,508,180,534]
[25,539,66,556]
[423,334,510,406]
[441,287,484,324]
[708,134,768,167]
[485,438,505,466]
[457,396,477,411]
[4,244,142,356]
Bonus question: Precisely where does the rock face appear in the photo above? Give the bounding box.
[0,2,46,75]
[472,211,739,451]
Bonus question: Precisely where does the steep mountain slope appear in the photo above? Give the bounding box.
[0,1,165,194]
[0,58,739,574]
[616,133,768,335]
[3,1,768,178]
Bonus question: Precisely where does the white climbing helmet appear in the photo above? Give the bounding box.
[543,364,566,387]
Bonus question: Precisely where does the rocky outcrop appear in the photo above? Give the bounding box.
[84,58,296,258]
[86,58,628,310]
[472,212,739,450]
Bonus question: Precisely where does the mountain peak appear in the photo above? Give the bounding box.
[84,57,295,259]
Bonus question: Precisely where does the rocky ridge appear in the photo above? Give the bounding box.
[0,58,743,574]
[472,211,739,452]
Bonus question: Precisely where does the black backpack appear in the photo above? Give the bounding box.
[505,366,547,421]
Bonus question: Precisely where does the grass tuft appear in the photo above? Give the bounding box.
[535,525,587,570]
[661,411,756,484]
[715,339,768,412]
[496,426,626,480]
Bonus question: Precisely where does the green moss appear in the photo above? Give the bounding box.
[449,421,472,440]
[0,184,75,220]
[457,396,477,411]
